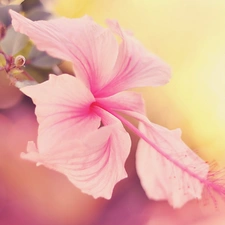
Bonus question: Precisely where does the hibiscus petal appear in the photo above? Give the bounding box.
[10,10,118,91]
[137,123,209,208]
[21,74,100,152]
[95,20,171,97]
[21,124,131,199]
[96,91,145,114]
[117,110,209,208]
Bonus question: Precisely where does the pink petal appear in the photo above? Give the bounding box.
[10,11,170,97]
[10,10,118,92]
[21,74,100,152]
[137,123,208,208]
[96,91,145,114]
[117,110,209,208]
[91,91,145,129]
[95,20,171,97]
[21,124,131,199]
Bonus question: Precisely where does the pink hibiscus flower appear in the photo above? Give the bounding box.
[9,10,224,208]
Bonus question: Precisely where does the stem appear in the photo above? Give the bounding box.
[0,50,6,58]
[94,103,211,187]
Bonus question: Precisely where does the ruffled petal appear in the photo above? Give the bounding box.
[95,20,171,97]
[21,124,131,199]
[10,11,170,97]
[117,110,209,208]
[10,10,118,91]
[21,74,100,152]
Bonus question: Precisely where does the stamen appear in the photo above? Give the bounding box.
[93,102,225,198]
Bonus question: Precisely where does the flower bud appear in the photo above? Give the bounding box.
[14,55,25,67]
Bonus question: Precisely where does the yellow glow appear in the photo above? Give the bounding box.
[54,0,91,17]
[54,0,225,164]
[0,0,24,5]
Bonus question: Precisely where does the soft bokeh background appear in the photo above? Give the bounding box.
[1,0,225,224]
[55,0,225,165]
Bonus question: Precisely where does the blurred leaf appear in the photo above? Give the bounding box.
[28,46,60,68]
[24,64,51,82]
[0,54,6,66]
[0,5,21,27]
[21,0,42,12]
[1,26,28,55]
[26,6,52,21]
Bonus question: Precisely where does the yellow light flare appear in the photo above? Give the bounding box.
[53,0,225,164]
